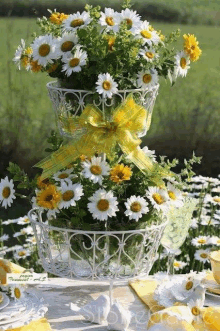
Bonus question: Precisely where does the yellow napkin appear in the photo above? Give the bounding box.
[7,318,52,331]
[0,258,26,285]
[129,278,220,331]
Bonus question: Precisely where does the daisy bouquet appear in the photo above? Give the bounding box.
[13,1,202,92]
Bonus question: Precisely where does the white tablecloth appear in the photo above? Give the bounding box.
[31,277,220,331]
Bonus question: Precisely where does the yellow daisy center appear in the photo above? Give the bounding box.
[180,57,187,69]
[14,288,21,299]
[143,74,152,84]
[191,306,200,316]
[173,261,181,267]
[24,218,29,223]
[2,187,11,199]
[107,36,116,51]
[90,165,102,175]
[18,251,26,257]
[198,239,206,244]
[200,253,208,258]
[105,16,114,26]
[185,280,193,290]
[168,190,177,200]
[58,173,69,179]
[217,239,220,244]
[130,202,142,213]
[21,56,30,68]
[125,18,133,28]
[61,41,74,52]
[69,58,80,67]
[146,51,154,59]
[71,18,84,28]
[38,44,50,57]
[31,60,42,73]
[37,185,61,209]
[213,197,220,203]
[141,30,152,39]
[152,193,165,205]
[62,190,74,202]
[97,199,109,212]
[102,80,112,91]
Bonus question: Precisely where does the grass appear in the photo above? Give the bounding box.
[0,18,219,178]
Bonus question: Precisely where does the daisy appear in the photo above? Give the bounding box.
[62,11,91,32]
[53,168,75,182]
[191,236,210,247]
[62,46,87,76]
[201,217,219,226]
[110,164,132,183]
[171,274,202,302]
[173,260,187,271]
[119,8,141,32]
[99,8,120,32]
[10,285,25,301]
[13,226,34,238]
[82,156,110,185]
[0,176,16,208]
[139,47,158,62]
[13,39,25,69]
[2,219,17,225]
[17,216,30,225]
[96,73,118,98]
[204,194,220,206]
[134,21,160,46]
[137,69,158,89]
[88,189,119,221]
[208,236,220,246]
[194,249,210,263]
[59,180,83,209]
[142,146,156,162]
[212,186,220,193]
[174,51,190,78]
[167,182,184,207]
[56,32,78,57]
[145,186,170,213]
[26,236,37,245]
[190,218,199,229]
[47,208,60,220]
[31,34,56,67]
[187,286,205,324]
[0,234,9,241]
[14,248,31,260]
[125,195,149,221]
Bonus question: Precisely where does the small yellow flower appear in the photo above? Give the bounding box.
[25,47,33,55]
[47,62,58,73]
[183,34,202,62]
[50,12,69,25]
[31,60,42,73]
[21,55,30,69]
[110,164,132,183]
[37,176,50,189]
[36,184,61,209]
[105,35,116,51]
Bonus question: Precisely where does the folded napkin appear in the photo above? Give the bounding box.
[130,277,220,331]
[0,259,52,331]
[203,272,220,295]
[0,258,25,285]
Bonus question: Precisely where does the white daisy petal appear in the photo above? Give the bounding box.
[53,168,76,183]
[125,195,149,221]
[95,73,118,98]
[167,182,184,207]
[31,34,57,67]
[145,186,170,213]
[81,156,110,185]
[194,249,210,263]
[134,21,160,46]
[62,11,91,32]
[88,189,119,221]
[119,8,141,33]
[99,8,120,32]
[0,176,16,209]
[59,179,83,209]
[55,32,78,57]
[139,46,159,63]
[62,46,87,76]
[174,50,190,78]
[137,69,158,90]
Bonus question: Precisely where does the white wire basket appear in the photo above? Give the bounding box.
[47,81,159,138]
[28,208,168,281]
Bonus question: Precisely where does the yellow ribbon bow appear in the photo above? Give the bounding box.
[35,95,168,184]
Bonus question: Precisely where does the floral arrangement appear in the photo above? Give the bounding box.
[13,0,202,92]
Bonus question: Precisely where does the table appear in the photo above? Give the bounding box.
[30,277,220,331]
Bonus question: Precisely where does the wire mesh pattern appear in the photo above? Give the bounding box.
[47,81,159,138]
[29,209,168,281]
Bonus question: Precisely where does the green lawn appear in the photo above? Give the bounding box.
[0,18,219,176]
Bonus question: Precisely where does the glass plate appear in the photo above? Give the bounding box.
[0,294,10,311]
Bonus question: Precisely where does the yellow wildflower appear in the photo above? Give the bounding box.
[183,34,202,62]
[110,164,132,183]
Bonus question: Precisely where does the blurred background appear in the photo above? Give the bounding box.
[0,0,220,184]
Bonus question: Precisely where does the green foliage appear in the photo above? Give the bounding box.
[45,130,63,153]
